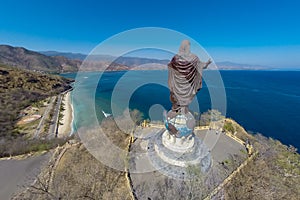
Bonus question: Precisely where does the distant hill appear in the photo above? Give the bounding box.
[39,51,169,65]
[40,50,271,71]
[45,51,179,71]
[113,56,169,66]
[40,51,117,62]
[0,45,80,73]
[40,51,88,61]
[105,56,168,71]
[79,56,169,71]
[40,51,169,71]
[216,61,272,70]
[1,46,273,72]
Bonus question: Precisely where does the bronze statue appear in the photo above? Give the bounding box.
[165,40,211,136]
[168,40,211,114]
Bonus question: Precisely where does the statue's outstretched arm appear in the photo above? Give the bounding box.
[203,59,212,69]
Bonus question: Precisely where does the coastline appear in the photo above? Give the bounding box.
[57,92,73,138]
[60,71,300,150]
[70,92,74,135]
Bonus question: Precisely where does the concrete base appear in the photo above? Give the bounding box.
[148,130,211,179]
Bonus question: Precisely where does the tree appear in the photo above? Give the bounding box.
[223,121,235,134]
[115,108,143,135]
[130,109,143,125]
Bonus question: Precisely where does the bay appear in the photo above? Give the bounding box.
[61,70,300,149]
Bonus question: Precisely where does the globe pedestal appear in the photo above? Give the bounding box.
[148,129,212,179]
[165,110,196,138]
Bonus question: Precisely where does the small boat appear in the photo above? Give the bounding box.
[102,110,112,118]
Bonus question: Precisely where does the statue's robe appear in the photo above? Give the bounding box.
[168,54,205,112]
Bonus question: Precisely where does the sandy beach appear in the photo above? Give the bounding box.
[57,92,73,138]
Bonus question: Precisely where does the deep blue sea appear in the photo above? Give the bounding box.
[61,70,300,150]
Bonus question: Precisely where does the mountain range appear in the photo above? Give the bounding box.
[0,45,271,73]
[0,45,80,73]
[40,50,271,70]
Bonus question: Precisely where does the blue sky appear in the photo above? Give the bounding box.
[0,0,300,68]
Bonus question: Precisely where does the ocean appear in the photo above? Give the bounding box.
[61,70,300,150]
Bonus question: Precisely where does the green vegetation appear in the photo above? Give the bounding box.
[58,98,65,125]
[225,118,256,143]
[15,117,40,135]
[0,137,67,157]
[223,120,235,134]
[198,109,224,126]
[43,119,50,133]
[114,108,143,135]
[31,100,44,108]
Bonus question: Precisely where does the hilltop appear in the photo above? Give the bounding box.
[12,117,299,199]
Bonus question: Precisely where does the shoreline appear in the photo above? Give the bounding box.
[57,91,73,138]
[70,93,74,136]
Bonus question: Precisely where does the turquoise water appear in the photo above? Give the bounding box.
[61,70,300,149]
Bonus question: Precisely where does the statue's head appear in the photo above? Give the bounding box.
[178,40,191,56]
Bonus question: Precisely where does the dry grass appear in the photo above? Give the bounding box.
[50,144,132,199]
[224,134,300,200]
[15,118,133,199]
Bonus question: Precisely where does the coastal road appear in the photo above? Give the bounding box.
[33,97,55,138]
[0,153,51,199]
[48,94,62,139]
